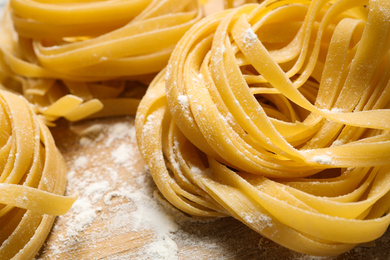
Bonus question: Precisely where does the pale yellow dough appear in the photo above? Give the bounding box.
[136,0,390,256]
[0,89,75,259]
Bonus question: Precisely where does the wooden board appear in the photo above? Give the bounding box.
[35,116,390,260]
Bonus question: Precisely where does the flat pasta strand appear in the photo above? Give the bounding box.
[136,0,390,256]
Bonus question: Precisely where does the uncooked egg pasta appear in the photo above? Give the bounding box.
[136,0,390,256]
[0,89,75,259]
[0,0,202,124]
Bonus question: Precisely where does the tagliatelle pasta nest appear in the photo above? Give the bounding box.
[0,89,76,259]
[0,0,202,124]
[136,0,390,256]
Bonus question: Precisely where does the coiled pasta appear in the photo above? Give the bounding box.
[0,0,202,124]
[0,89,76,259]
[136,0,390,256]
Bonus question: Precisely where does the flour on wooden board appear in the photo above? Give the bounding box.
[38,119,183,260]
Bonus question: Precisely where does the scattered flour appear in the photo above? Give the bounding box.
[64,197,97,240]
[177,95,189,108]
[73,156,88,169]
[105,122,136,146]
[111,143,135,165]
[143,113,157,136]
[215,45,226,55]
[311,155,333,165]
[39,119,182,259]
[145,235,178,260]
[242,27,258,46]
[331,139,345,146]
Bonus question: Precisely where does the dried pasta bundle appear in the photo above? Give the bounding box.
[0,89,76,259]
[136,0,390,256]
[0,0,202,124]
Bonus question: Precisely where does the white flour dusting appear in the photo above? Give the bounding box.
[311,155,333,165]
[242,27,257,46]
[63,197,97,241]
[177,95,189,108]
[38,118,183,260]
[73,156,88,169]
[111,143,135,165]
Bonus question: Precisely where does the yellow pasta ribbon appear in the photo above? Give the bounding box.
[136,0,390,256]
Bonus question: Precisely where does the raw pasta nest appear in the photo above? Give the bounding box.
[0,89,75,259]
[0,0,202,124]
[136,0,390,256]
